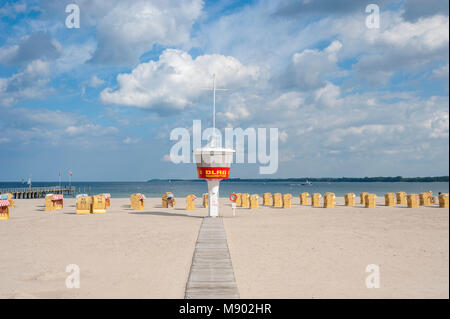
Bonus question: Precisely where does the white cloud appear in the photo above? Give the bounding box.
[432,63,449,79]
[279,152,295,162]
[279,130,288,143]
[0,32,61,65]
[351,15,449,85]
[372,15,448,50]
[423,111,449,139]
[207,77,448,174]
[0,45,19,63]
[66,124,118,137]
[0,107,120,147]
[123,136,141,144]
[333,124,405,139]
[89,0,204,64]
[268,91,305,111]
[0,1,28,19]
[100,49,262,111]
[0,0,447,177]
[402,0,449,22]
[0,59,52,107]
[313,82,343,108]
[0,31,95,106]
[24,59,50,75]
[284,40,342,90]
[88,75,105,88]
[53,40,96,74]
[195,2,447,90]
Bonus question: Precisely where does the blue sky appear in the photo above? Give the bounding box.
[0,0,448,181]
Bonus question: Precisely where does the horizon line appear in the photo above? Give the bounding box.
[0,175,448,183]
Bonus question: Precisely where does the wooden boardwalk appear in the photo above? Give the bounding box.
[0,186,76,199]
[185,217,239,299]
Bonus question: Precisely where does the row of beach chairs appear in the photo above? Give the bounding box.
[172,191,449,210]
[297,191,448,209]
[132,191,449,211]
[2,191,448,221]
[2,192,112,220]
[49,193,112,214]
[75,193,111,214]
[47,193,111,214]
[75,191,450,212]
[354,191,448,208]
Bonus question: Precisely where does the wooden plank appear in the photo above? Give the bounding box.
[185,217,239,299]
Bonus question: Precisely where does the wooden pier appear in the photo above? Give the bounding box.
[185,217,239,299]
[0,186,76,199]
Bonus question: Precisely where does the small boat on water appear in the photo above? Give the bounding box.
[301,180,312,186]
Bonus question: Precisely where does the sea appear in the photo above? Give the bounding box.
[0,181,448,198]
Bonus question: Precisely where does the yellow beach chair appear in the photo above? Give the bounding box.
[250,194,259,209]
[76,195,92,215]
[45,194,55,211]
[0,199,10,220]
[202,193,208,208]
[102,193,111,207]
[241,193,250,208]
[419,193,431,206]
[360,192,369,205]
[3,193,14,208]
[439,193,449,208]
[365,194,376,208]
[396,192,407,205]
[300,192,309,205]
[344,193,355,206]
[384,193,395,206]
[235,193,242,207]
[324,193,335,208]
[273,193,282,207]
[52,194,64,210]
[282,194,292,209]
[311,193,321,207]
[131,193,145,210]
[186,194,196,210]
[263,193,272,206]
[407,194,419,208]
[162,192,175,208]
[92,195,107,214]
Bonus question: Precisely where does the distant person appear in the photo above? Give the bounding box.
[167,192,174,207]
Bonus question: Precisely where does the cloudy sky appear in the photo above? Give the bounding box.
[0,0,448,181]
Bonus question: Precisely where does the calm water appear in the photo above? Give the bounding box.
[0,181,448,198]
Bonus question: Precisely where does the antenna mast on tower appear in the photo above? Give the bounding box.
[206,74,228,147]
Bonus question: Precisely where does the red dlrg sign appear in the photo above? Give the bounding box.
[197,167,230,179]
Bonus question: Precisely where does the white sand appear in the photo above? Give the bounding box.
[0,198,206,298]
[0,196,448,299]
[224,196,449,299]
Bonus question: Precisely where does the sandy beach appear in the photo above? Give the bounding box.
[0,198,206,298]
[0,196,448,299]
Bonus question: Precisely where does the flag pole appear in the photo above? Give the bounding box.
[209,74,228,147]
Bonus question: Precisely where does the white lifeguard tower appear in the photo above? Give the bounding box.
[194,75,235,217]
